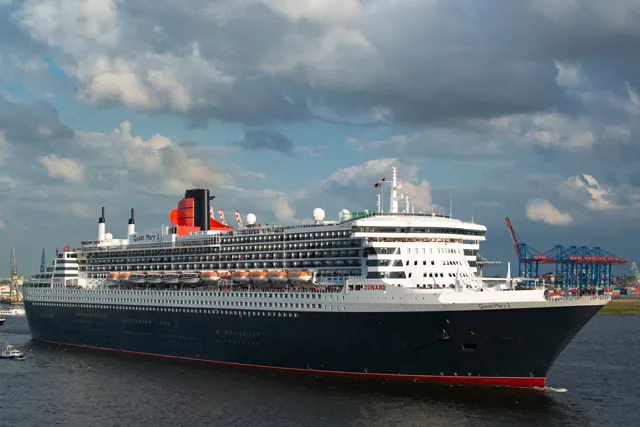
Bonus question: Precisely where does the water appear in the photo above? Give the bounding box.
[0,316,637,427]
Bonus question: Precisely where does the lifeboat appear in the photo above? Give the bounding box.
[249,270,268,283]
[129,273,146,284]
[146,273,163,284]
[180,272,200,284]
[232,270,250,284]
[119,272,131,281]
[162,272,180,284]
[288,270,313,284]
[268,270,288,283]
[199,271,219,283]
[106,272,120,282]
[219,271,232,281]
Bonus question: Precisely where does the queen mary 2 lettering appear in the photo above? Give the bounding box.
[22,167,609,388]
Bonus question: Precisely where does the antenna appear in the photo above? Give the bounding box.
[40,248,45,273]
[390,166,400,213]
[376,193,381,213]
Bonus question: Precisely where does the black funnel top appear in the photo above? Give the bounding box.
[99,207,105,224]
[128,208,135,225]
[185,189,211,231]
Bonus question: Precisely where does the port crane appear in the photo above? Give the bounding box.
[505,217,555,280]
[631,262,640,285]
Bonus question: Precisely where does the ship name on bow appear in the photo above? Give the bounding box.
[133,233,161,242]
[478,303,511,310]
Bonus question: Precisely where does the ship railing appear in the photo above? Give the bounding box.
[72,283,345,294]
[544,295,611,302]
[276,211,457,230]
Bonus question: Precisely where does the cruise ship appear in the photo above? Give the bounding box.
[22,167,608,388]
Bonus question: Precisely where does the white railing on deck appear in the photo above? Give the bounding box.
[545,295,611,302]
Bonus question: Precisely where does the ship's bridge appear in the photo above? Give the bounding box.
[352,214,486,275]
[351,214,486,239]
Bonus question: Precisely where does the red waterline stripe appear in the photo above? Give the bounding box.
[36,340,546,388]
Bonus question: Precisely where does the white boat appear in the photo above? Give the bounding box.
[129,273,146,284]
[268,270,288,283]
[162,273,181,284]
[0,307,25,317]
[249,270,269,283]
[106,272,120,282]
[288,270,313,284]
[198,271,219,283]
[146,273,163,284]
[180,272,200,284]
[0,343,25,360]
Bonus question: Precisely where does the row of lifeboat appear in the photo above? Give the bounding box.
[106,270,314,285]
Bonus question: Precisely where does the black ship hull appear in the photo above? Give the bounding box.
[24,301,603,387]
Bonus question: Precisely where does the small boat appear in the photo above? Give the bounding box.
[268,270,288,283]
[0,315,5,326]
[231,270,250,284]
[129,273,146,284]
[106,272,120,282]
[199,271,219,283]
[119,272,132,281]
[249,270,268,283]
[162,273,181,284]
[146,273,163,284]
[0,343,25,360]
[180,272,200,284]
[288,270,313,284]
[0,307,25,317]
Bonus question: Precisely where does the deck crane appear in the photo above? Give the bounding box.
[234,210,245,229]
[217,209,228,226]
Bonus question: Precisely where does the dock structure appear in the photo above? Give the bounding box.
[476,254,501,278]
[10,247,22,303]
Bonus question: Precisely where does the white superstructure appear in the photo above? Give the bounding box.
[22,165,607,311]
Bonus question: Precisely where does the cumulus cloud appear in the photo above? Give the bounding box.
[559,174,620,211]
[72,121,221,196]
[525,199,573,226]
[12,0,640,128]
[38,155,85,183]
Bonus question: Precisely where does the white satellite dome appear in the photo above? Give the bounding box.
[312,208,325,221]
[246,213,257,225]
[104,232,113,240]
[338,209,351,221]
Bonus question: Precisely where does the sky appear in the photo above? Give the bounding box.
[1,0,639,278]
